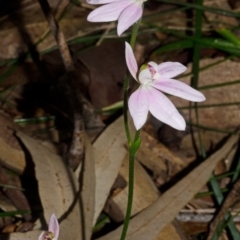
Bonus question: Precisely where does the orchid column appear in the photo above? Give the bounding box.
[87,2,206,240]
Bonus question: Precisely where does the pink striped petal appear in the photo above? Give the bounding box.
[158,62,187,79]
[148,87,186,130]
[87,0,121,4]
[87,1,131,22]
[150,79,206,102]
[125,42,138,80]
[48,214,59,239]
[148,61,158,71]
[128,85,150,130]
[117,3,143,36]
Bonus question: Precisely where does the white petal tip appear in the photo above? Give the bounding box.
[132,113,147,130]
[195,93,206,102]
[87,14,95,22]
[117,28,123,36]
[170,112,186,131]
[200,95,206,101]
[134,123,142,130]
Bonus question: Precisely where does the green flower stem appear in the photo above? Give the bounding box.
[123,73,132,144]
[120,130,141,240]
[121,20,141,240]
[120,138,137,240]
[130,19,141,47]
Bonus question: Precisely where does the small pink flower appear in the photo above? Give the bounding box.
[38,214,59,240]
[87,0,146,36]
[125,42,206,130]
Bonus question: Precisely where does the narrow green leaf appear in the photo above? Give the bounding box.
[0,210,31,217]
[156,0,240,18]
[130,137,141,156]
[153,40,193,55]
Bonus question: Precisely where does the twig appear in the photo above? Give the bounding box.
[206,178,240,240]
[38,0,84,169]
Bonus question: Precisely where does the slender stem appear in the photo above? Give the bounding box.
[121,20,141,240]
[123,73,132,144]
[130,19,141,47]
[123,20,141,145]
[120,144,136,240]
[120,129,140,240]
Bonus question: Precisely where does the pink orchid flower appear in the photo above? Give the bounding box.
[87,0,146,36]
[38,214,59,240]
[125,42,206,131]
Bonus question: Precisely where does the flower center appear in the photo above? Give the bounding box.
[43,231,55,240]
[134,0,147,5]
[148,64,160,81]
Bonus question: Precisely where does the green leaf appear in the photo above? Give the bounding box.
[153,40,193,55]
[130,137,141,156]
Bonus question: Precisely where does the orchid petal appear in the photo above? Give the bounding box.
[148,87,186,130]
[48,214,59,239]
[87,0,121,5]
[38,231,45,240]
[150,79,206,102]
[87,1,131,22]
[128,85,150,130]
[117,3,143,36]
[125,42,138,80]
[158,62,187,79]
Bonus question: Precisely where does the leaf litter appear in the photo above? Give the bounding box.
[1,1,240,240]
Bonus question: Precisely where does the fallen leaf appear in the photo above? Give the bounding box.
[76,134,95,239]
[137,131,186,179]
[78,42,126,109]
[0,1,109,59]
[10,131,82,240]
[98,134,238,240]
[0,113,25,173]
[204,0,238,28]
[155,222,186,240]
[3,230,42,240]
[93,115,127,224]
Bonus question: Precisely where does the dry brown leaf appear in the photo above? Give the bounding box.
[0,194,17,213]
[4,230,43,240]
[78,42,126,109]
[79,134,95,239]
[137,131,186,179]
[98,134,238,240]
[93,115,127,224]
[0,1,110,59]
[155,222,186,240]
[204,0,238,28]
[179,130,228,164]
[8,131,82,240]
[0,113,25,173]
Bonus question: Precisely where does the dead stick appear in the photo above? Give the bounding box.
[38,0,74,73]
[206,178,240,240]
[38,0,84,169]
